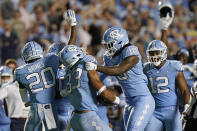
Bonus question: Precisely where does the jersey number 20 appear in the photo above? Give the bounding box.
[26,67,55,93]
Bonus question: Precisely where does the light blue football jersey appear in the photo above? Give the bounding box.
[61,55,98,111]
[183,64,195,90]
[15,54,59,104]
[104,45,150,98]
[143,60,183,107]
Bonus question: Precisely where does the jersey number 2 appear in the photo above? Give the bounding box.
[26,67,55,93]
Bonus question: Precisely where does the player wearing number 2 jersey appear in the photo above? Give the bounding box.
[14,41,60,131]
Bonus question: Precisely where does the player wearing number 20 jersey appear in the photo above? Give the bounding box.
[15,41,59,131]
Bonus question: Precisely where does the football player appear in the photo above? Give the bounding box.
[85,27,155,131]
[14,41,60,131]
[143,1,190,131]
[184,66,197,131]
[59,45,120,131]
[46,9,77,131]
[176,48,195,90]
[14,9,77,131]
[144,40,190,131]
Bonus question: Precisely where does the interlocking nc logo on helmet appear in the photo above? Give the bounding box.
[109,29,123,40]
[67,45,78,51]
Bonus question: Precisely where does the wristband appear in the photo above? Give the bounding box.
[98,86,106,95]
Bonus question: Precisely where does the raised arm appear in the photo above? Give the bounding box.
[161,30,168,47]
[159,0,174,48]
[88,70,120,105]
[64,9,77,45]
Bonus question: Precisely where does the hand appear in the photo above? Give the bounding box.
[182,104,190,117]
[64,9,77,26]
[24,101,30,107]
[60,89,69,97]
[159,2,174,30]
[97,95,119,106]
[85,62,97,71]
[160,13,174,30]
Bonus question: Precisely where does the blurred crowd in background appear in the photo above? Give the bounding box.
[0,0,196,66]
[0,0,197,130]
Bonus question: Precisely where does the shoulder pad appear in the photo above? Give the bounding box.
[83,55,97,64]
[170,60,183,71]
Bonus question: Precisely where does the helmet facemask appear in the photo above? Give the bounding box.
[104,40,118,57]
[147,49,166,66]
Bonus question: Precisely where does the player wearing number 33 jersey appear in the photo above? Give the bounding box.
[59,45,120,131]
[14,41,59,131]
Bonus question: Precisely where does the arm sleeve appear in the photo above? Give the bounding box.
[175,61,184,72]
[47,43,65,55]
[122,46,140,60]
[84,55,97,64]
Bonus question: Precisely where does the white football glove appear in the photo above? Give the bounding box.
[158,1,174,30]
[160,12,174,30]
[182,104,190,115]
[181,103,190,121]
[63,9,77,26]
[85,62,97,71]
[191,82,197,99]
